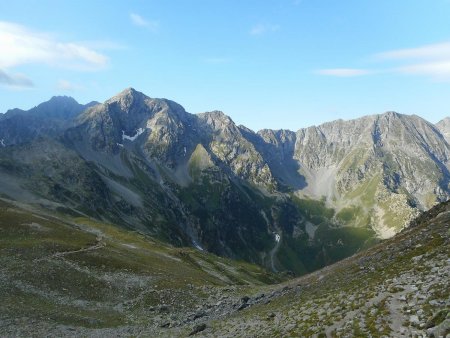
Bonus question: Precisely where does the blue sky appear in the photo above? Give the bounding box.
[1,0,450,131]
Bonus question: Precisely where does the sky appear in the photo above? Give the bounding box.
[1,0,450,131]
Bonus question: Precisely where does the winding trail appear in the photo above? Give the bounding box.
[35,235,105,262]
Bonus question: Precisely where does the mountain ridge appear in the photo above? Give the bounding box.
[1,87,449,276]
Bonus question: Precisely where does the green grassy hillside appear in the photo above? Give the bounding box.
[0,199,282,335]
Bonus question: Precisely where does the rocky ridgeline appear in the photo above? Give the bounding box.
[1,88,450,275]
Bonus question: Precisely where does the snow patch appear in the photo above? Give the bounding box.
[0,139,5,147]
[193,240,204,251]
[116,143,124,147]
[122,243,138,249]
[274,233,281,242]
[122,128,145,142]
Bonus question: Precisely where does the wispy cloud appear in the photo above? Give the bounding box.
[317,41,450,81]
[376,42,450,61]
[0,21,109,71]
[130,13,159,31]
[397,61,450,80]
[250,24,280,36]
[56,79,82,91]
[0,69,34,88]
[377,42,450,80]
[316,68,371,77]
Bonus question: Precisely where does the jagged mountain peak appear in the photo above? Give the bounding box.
[100,88,187,119]
[46,95,79,104]
[3,95,80,118]
[198,110,231,121]
[105,87,150,110]
[381,110,400,117]
[374,111,425,124]
[197,110,238,133]
[109,87,145,100]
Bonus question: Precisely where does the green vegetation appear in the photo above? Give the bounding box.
[0,199,282,330]
[345,173,380,206]
[291,195,335,223]
[335,205,371,228]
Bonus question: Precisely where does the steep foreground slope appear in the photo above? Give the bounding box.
[0,198,448,337]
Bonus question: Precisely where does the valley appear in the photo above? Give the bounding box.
[1,88,449,276]
[0,190,448,336]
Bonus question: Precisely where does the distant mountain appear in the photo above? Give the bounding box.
[257,112,450,238]
[436,117,450,143]
[0,88,449,276]
[0,96,98,146]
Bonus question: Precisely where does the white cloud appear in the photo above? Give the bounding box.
[377,41,450,80]
[250,24,280,36]
[376,42,450,61]
[130,13,159,31]
[317,41,450,80]
[0,21,108,71]
[56,79,82,91]
[316,68,371,77]
[0,69,33,88]
[397,61,450,80]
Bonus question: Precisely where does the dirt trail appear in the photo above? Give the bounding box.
[35,236,105,262]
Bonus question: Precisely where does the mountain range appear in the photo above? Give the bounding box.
[1,88,450,275]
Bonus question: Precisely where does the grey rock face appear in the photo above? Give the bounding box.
[255,112,450,237]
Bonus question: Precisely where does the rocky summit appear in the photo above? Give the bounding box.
[1,88,450,277]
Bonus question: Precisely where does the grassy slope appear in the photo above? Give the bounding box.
[0,199,282,334]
